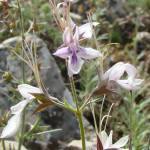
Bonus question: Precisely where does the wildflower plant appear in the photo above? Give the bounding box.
[0,0,147,150]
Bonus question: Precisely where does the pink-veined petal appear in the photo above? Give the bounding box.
[53,47,70,59]
[68,56,84,77]
[1,113,22,139]
[18,84,43,100]
[11,100,30,115]
[110,135,129,148]
[78,47,102,60]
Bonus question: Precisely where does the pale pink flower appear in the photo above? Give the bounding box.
[53,26,101,76]
[103,62,143,91]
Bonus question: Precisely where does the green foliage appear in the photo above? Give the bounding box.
[128,0,150,10]
[0,0,61,47]
[121,92,150,150]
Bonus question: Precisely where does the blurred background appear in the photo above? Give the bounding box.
[0,0,150,149]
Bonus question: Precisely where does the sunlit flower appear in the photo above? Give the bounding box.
[53,26,101,76]
[98,130,129,150]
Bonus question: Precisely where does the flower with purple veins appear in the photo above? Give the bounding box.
[53,26,102,76]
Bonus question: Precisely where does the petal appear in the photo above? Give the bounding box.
[74,26,79,44]
[117,78,143,90]
[68,56,84,77]
[78,47,102,60]
[53,47,70,59]
[1,113,22,139]
[63,27,72,45]
[104,131,113,149]
[103,62,125,81]
[100,130,108,146]
[11,100,30,115]
[116,79,132,90]
[110,135,129,148]
[18,84,43,100]
[133,79,144,87]
[78,22,99,39]
[125,63,137,78]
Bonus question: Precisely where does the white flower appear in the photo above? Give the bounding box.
[11,100,30,115]
[1,113,22,139]
[103,62,143,91]
[0,84,43,139]
[18,84,43,100]
[100,130,129,150]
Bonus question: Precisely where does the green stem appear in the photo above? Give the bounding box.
[17,0,26,149]
[129,91,133,150]
[18,110,26,150]
[69,77,79,110]
[2,139,6,150]
[77,111,86,150]
[17,0,25,82]
[69,77,86,150]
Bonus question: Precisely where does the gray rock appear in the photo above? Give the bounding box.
[106,0,127,20]
[0,35,79,146]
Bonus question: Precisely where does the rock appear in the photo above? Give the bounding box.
[136,32,150,53]
[65,140,96,150]
[0,34,79,148]
[106,0,127,20]
[0,140,27,150]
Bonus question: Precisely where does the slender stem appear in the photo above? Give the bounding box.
[99,95,105,133]
[1,139,6,150]
[17,0,25,83]
[69,77,79,110]
[17,1,26,150]
[129,91,133,150]
[18,110,26,150]
[77,111,86,150]
[69,77,86,150]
